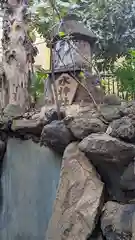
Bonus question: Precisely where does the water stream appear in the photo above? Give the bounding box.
[0,138,62,239]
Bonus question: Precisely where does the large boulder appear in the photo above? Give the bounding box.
[101,201,135,240]
[103,94,121,106]
[40,121,73,154]
[65,116,106,140]
[79,133,135,202]
[46,143,104,240]
[106,117,135,142]
[3,104,23,119]
[120,161,135,191]
[11,119,44,136]
[100,105,122,122]
[45,108,65,124]
[120,101,135,117]
[79,133,135,164]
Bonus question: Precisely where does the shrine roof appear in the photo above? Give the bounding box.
[50,14,97,46]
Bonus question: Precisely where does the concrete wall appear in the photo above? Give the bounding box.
[34,35,50,71]
[0,138,62,240]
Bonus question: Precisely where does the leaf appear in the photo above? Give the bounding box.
[79,71,85,78]
[58,31,65,37]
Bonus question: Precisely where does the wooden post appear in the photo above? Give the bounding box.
[50,0,61,119]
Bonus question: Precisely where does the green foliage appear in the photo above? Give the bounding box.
[30,0,135,70]
[114,49,135,95]
[1,0,135,70]
[73,0,135,70]
[29,0,74,38]
[30,69,48,101]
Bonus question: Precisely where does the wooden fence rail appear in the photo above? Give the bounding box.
[101,74,135,101]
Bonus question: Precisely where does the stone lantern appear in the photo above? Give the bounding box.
[45,14,103,105]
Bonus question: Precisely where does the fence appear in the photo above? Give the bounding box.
[101,74,135,101]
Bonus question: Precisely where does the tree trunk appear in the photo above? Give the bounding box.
[2,0,37,109]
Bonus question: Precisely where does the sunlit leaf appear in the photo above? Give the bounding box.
[58,31,65,37]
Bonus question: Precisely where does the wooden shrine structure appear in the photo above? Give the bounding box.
[45,14,104,105]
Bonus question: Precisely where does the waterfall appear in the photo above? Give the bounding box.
[0,138,62,239]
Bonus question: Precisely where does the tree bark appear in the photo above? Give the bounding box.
[2,0,37,109]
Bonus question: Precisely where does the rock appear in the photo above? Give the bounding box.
[79,133,135,164]
[64,104,96,118]
[40,121,73,154]
[39,106,65,122]
[121,100,127,108]
[46,143,104,240]
[88,224,104,240]
[89,234,103,240]
[23,110,40,120]
[100,105,122,122]
[120,102,135,117]
[4,104,23,118]
[11,119,44,136]
[45,108,59,122]
[38,106,48,121]
[120,161,135,191]
[79,133,135,202]
[103,94,121,105]
[101,201,135,240]
[89,232,103,240]
[45,108,65,124]
[64,104,81,117]
[106,117,135,142]
[31,113,41,120]
[65,116,106,140]
[90,234,103,240]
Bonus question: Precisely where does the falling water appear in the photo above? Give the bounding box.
[0,138,62,239]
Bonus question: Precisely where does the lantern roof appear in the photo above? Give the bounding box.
[50,14,97,46]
